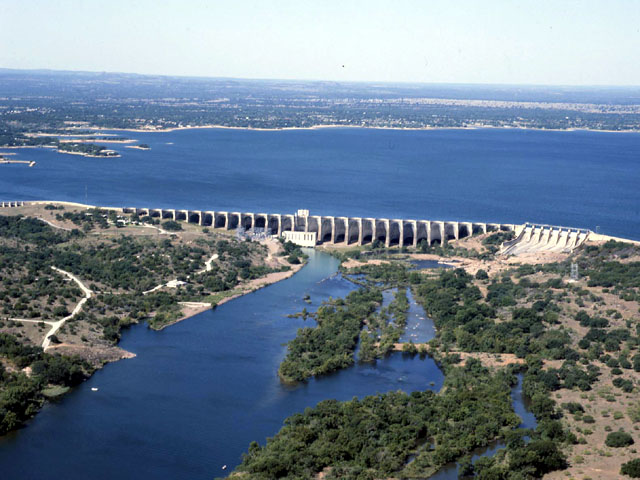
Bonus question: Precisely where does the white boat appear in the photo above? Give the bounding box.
[91,387,98,392]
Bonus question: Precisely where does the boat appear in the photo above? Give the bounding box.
[91,387,99,392]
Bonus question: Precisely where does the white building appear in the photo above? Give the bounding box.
[283,230,317,247]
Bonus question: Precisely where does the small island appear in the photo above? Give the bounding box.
[126,143,151,150]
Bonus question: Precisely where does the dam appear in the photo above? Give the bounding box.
[120,207,516,247]
[2,201,592,251]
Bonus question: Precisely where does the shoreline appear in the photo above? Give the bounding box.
[56,149,121,158]
[0,145,121,158]
[155,262,306,331]
[87,124,640,134]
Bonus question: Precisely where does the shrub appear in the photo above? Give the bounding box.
[475,269,488,280]
[161,220,182,231]
[605,431,634,448]
[622,459,640,478]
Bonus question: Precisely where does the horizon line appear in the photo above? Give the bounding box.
[1,66,640,90]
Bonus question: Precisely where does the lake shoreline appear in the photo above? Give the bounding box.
[86,123,640,134]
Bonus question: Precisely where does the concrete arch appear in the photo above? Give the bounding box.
[214,212,227,229]
[416,221,429,247]
[333,217,347,243]
[254,214,267,229]
[347,218,360,245]
[202,211,214,226]
[228,213,240,230]
[281,215,294,233]
[472,223,487,235]
[162,210,175,220]
[388,220,401,247]
[430,222,444,245]
[267,215,280,235]
[402,221,416,247]
[241,213,254,230]
[175,210,188,222]
[444,222,458,241]
[375,220,388,245]
[188,211,201,224]
[319,218,332,243]
[294,215,307,232]
[459,222,473,239]
[360,218,374,245]
[306,216,321,236]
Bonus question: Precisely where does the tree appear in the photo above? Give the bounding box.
[605,431,634,448]
[475,269,489,280]
[621,459,640,478]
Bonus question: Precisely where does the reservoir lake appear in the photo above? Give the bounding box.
[0,127,638,478]
[1,127,639,240]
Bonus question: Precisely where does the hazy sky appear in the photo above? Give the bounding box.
[2,0,639,85]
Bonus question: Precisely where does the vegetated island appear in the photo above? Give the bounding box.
[0,202,305,436]
[231,231,640,480]
[126,143,150,150]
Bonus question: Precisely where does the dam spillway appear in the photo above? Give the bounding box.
[500,223,591,255]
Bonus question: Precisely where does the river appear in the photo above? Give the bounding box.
[0,250,452,479]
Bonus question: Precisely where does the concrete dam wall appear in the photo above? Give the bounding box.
[122,207,516,247]
[3,201,593,252]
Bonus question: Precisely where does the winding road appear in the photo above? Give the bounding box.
[10,267,93,351]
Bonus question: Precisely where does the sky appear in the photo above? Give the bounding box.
[2,0,639,86]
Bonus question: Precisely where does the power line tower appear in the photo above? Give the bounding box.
[570,263,579,281]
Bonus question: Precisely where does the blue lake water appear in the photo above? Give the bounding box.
[1,128,639,239]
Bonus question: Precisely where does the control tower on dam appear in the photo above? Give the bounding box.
[121,206,516,247]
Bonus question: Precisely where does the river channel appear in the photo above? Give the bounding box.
[0,250,457,479]
[0,250,537,479]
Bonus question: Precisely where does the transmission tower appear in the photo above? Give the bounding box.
[570,263,579,281]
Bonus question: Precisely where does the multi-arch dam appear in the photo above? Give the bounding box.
[2,201,596,252]
[122,206,515,247]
